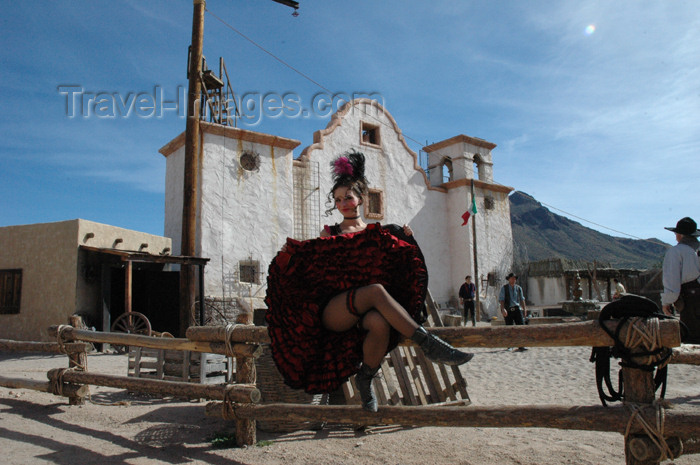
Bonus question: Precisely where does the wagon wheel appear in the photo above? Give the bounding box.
[110,312,152,354]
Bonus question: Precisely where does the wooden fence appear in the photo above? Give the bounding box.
[1,317,699,465]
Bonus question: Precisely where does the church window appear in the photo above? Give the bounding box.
[441,157,453,183]
[365,188,384,220]
[239,261,260,284]
[360,121,381,146]
[240,151,260,172]
[473,153,483,180]
[487,272,497,287]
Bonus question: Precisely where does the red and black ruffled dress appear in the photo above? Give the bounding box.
[265,223,428,394]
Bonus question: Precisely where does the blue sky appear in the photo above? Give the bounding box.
[1,1,698,245]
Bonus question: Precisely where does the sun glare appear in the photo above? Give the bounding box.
[585,24,596,35]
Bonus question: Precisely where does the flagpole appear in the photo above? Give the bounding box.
[470,179,480,323]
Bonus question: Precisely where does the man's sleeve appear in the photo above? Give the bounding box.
[661,248,682,306]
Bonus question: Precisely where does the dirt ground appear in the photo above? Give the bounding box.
[1,343,699,465]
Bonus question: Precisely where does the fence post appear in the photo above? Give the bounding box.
[622,317,665,465]
[68,315,89,405]
[235,311,256,446]
[622,364,657,465]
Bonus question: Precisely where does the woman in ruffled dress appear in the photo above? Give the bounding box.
[265,151,473,412]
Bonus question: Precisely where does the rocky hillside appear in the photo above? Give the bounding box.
[509,191,668,269]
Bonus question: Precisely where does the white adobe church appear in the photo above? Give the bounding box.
[159,98,514,320]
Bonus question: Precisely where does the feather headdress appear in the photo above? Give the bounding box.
[325,151,368,216]
[330,151,366,185]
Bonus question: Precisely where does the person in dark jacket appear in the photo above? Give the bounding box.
[458,275,477,326]
[499,272,528,351]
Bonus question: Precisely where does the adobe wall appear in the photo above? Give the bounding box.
[161,123,300,311]
[0,219,172,341]
[0,220,78,341]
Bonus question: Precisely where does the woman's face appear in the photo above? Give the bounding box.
[333,186,362,217]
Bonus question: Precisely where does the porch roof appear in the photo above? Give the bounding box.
[80,245,209,266]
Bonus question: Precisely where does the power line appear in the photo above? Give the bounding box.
[204,7,665,247]
[205,7,427,148]
[538,201,669,247]
[205,8,330,94]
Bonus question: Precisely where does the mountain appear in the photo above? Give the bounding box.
[509,191,668,269]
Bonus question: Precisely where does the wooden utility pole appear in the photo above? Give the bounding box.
[179,0,299,336]
[470,179,480,321]
[180,0,206,337]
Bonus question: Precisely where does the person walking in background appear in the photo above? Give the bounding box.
[660,217,700,343]
[499,273,528,351]
[612,278,626,300]
[458,275,477,326]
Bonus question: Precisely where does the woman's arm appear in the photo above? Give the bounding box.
[320,224,336,237]
[384,223,416,243]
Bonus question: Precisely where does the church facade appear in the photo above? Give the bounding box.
[160,99,514,319]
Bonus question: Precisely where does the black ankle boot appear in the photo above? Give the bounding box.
[411,327,474,366]
[355,363,380,412]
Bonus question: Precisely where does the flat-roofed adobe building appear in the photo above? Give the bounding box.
[0,219,182,342]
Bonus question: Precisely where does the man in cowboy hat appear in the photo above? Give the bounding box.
[499,272,528,351]
[661,217,700,343]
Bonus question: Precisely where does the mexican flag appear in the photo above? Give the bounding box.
[461,195,478,226]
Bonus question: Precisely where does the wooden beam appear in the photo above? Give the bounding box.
[0,339,89,354]
[47,368,260,403]
[48,325,262,358]
[48,319,680,357]
[419,320,680,349]
[124,260,133,315]
[204,403,700,439]
[187,320,681,349]
[670,346,700,365]
[187,325,271,344]
[80,245,210,266]
[0,375,89,398]
[627,436,683,463]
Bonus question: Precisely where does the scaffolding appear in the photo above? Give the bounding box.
[188,50,239,127]
[293,160,320,240]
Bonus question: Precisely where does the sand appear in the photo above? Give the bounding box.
[1,336,699,465]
